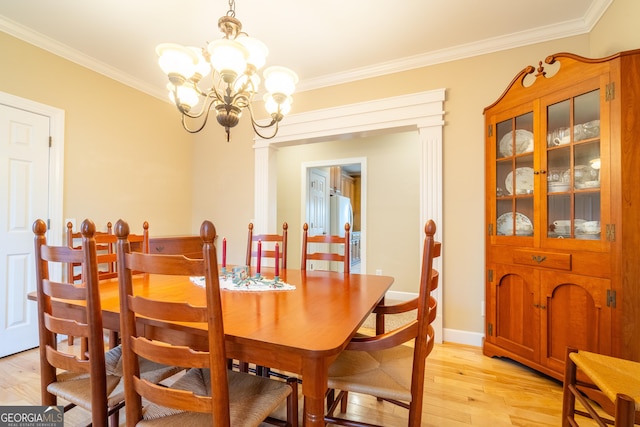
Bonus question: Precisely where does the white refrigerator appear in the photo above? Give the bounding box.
[330,194,353,236]
[329,195,353,272]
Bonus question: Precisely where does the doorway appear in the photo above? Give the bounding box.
[252,89,445,340]
[0,91,65,356]
[304,159,365,273]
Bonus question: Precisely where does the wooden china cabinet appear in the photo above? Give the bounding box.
[483,49,640,380]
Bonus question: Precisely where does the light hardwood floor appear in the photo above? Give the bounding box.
[0,338,602,426]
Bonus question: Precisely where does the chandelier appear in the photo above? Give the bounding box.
[156,0,298,141]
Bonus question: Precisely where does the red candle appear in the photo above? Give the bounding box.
[256,240,262,274]
[222,238,226,268]
[274,242,280,277]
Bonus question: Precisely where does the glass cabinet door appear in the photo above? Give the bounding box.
[495,112,534,237]
[545,89,601,241]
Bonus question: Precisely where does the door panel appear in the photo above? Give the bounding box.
[540,271,611,372]
[493,264,540,362]
[0,104,50,357]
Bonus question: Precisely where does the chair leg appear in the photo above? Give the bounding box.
[287,377,299,427]
[562,347,578,427]
[615,394,635,427]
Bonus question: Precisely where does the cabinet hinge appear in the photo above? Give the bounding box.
[606,224,616,241]
[488,323,493,336]
[606,82,615,101]
[488,269,493,282]
[488,223,494,236]
[488,124,493,137]
[49,136,52,147]
[607,289,617,308]
[47,219,50,230]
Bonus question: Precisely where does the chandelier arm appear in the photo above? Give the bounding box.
[175,89,221,120]
[180,101,219,133]
[246,101,280,129]
[250,118,280,139]
[245,102,280,139]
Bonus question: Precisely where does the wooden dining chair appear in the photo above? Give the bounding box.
[324,220,441,427]
[33,219,179,427]
[562,346,640,426]
[246,222,288,270]
[301,222,350,273]
[115,219,298,427]
[66,220,149,350]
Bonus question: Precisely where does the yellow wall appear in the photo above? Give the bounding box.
[276,132,421,287]
[2,0,639,339]
[0,32,194,235]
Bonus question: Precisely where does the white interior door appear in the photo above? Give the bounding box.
[306,168,330,270]
[0,104,50,357]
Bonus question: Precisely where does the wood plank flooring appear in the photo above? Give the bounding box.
[0,338,603,426]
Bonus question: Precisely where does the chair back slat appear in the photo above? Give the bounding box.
[43,313,88,338]
[129,295,208,323]
[132,377,213,413]
[301,222,351,273]
[43,279,87,300]
[131,336,210,368]
[124,251,204,277]
[45,345,91,373]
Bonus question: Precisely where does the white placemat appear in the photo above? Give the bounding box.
[190,276,295,291]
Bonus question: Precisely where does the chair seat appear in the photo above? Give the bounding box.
[570,351,640,411]
[327,344,414,402]
[139,368,292,426]
[48,345,182,411]
[48,371,123,410]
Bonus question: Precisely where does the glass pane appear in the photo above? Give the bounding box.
[574,90,600,142]
[545,88,600,241]
[547,100,571,148]
[548,194,571,238]
[495,112,534,238]
[575,193,601,240]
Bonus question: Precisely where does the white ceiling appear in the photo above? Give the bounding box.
[0,0,611,101]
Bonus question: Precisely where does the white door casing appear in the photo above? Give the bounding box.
[0,92,65,356]
[253,89,445,341]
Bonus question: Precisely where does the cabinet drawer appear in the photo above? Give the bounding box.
[512,250,571,270]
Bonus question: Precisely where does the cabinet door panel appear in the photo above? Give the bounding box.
[493,265,540,362]
[540,271,611,373]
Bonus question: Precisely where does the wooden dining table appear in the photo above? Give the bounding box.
[36,267,393,427]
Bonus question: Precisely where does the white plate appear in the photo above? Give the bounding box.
[497,212,533,236]
[499,129,534,157]
[505,167,534,195]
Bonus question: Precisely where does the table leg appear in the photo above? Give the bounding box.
[302,359,329,427]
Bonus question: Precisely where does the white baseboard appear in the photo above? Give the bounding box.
[443,328,484,347]
[386,290,484,348]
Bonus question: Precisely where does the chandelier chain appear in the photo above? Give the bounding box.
[227,0,236,17]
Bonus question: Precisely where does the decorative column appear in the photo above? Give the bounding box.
[253,140,279,234]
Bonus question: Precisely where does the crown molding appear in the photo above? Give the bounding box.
[1,0,612,97]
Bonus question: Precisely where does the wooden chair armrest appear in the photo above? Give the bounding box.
[346,320,418,352]
[373,298,418,315]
